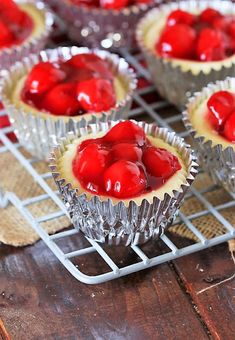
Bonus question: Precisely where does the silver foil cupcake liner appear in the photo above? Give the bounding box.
[0,0,53,70]
[49,120,198,246]
[45,0,158,49]
[0,46,137,160]
[136,0,235,109]
[183,77,235,193]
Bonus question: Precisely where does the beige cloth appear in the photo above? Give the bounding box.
[0,149,234,246]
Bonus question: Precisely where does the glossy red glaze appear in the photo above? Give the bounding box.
[207,90,235,143]
[72,121,182,199]
[0,0,34,49]
[156,7,235,62]
[21,54,116,116]
[69,0,152,9]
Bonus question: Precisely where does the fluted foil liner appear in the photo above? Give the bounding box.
[49,120,198,246]
[1,46,137,160]
[183,77,235,194]
[136,0,235,109]
[0,0,53,70]
[45,0,158,49]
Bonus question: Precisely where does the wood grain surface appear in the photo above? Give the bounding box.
[1,232,234,340]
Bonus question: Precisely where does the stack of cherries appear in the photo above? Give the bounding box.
[22,54,117,116]
[157,8,235,61]
[72,121,181,199]
[207,91,235,142]
[0,0,33,48]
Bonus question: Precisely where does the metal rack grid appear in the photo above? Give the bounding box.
[1,45,235,284]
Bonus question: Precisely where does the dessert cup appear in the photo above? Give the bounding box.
[49,120,198,246]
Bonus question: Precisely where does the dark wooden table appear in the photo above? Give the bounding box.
[1,234,235,340]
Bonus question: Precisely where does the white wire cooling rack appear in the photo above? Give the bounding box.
[1,44,235,284]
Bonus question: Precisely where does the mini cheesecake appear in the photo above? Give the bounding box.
[50,120,198,245]
[57,121,188,205]
[1,47,136,160]
[183,77,235,193]
[188,90,235,149]
[0,0,53,68]
[136,1,235,107]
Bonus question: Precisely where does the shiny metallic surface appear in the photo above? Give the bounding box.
[0,46,137,161]
[49,120,198,246]
[136,0,235,109]
[0,0,53,69]
[45,0,157,49]
[183,77,235,193]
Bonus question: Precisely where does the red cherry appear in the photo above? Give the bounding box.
[73,143,111,184]
[156,24,196,59]
[78,138,104,152]
[167,9,196,27]
[111,143,142,162]
[196,28,226,61]
[104,121,146,146]
[135,0,152,4]
[0,21,14,47]
[103,160,147,199]
[199,8,222,24]
[0,0,25,25]
[222,111,235,142]
[100,0,129,10]
[207,91,235,130]
[25,62,66,95]
[76,78,116,112]
[143,146,181,179]
[212,16,230,31]
[66,53,113,80]
[0,114,17,142]
[41,84,81,116]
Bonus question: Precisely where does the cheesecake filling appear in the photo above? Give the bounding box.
[190,90,235,148]
[0,0,45,49]
[58,121,187,202]
[19,54,127,117]
[143,6,235,75]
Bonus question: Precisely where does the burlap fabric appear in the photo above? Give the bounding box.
[0,148,234,247]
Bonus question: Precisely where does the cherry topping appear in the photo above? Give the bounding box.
[104,160,147,199]
[22,54,117,116]
[143,146,181,179]
[167,9,195,27]
[199,8,222,24]
[66,53,113,80]
[24,62,66,95]
[207,91,235,130]
[71,121,182,199]
[100,0,129,10]
[111,143,142,162]
[41,84,81,116]
[222,111,235,142]
[196,28,226,61]
[73,143,111,185]
[104,121,146,146]
[0,22,14,47]
[76,78,116,112]
[156,7,235,62]
[156,24,196,59]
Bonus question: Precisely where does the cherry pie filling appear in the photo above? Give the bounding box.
[156,8,235,62]
[69,0,152,11]
[0,0,34,49]
[206,90,235,143]
[21,54,118,116]
[72,121,182,199]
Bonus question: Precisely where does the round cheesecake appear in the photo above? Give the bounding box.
[10,73,127,122]
[57,121,188,206]
[188,91,235,150]
[143,11,235,75]
[143,4,235,75]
